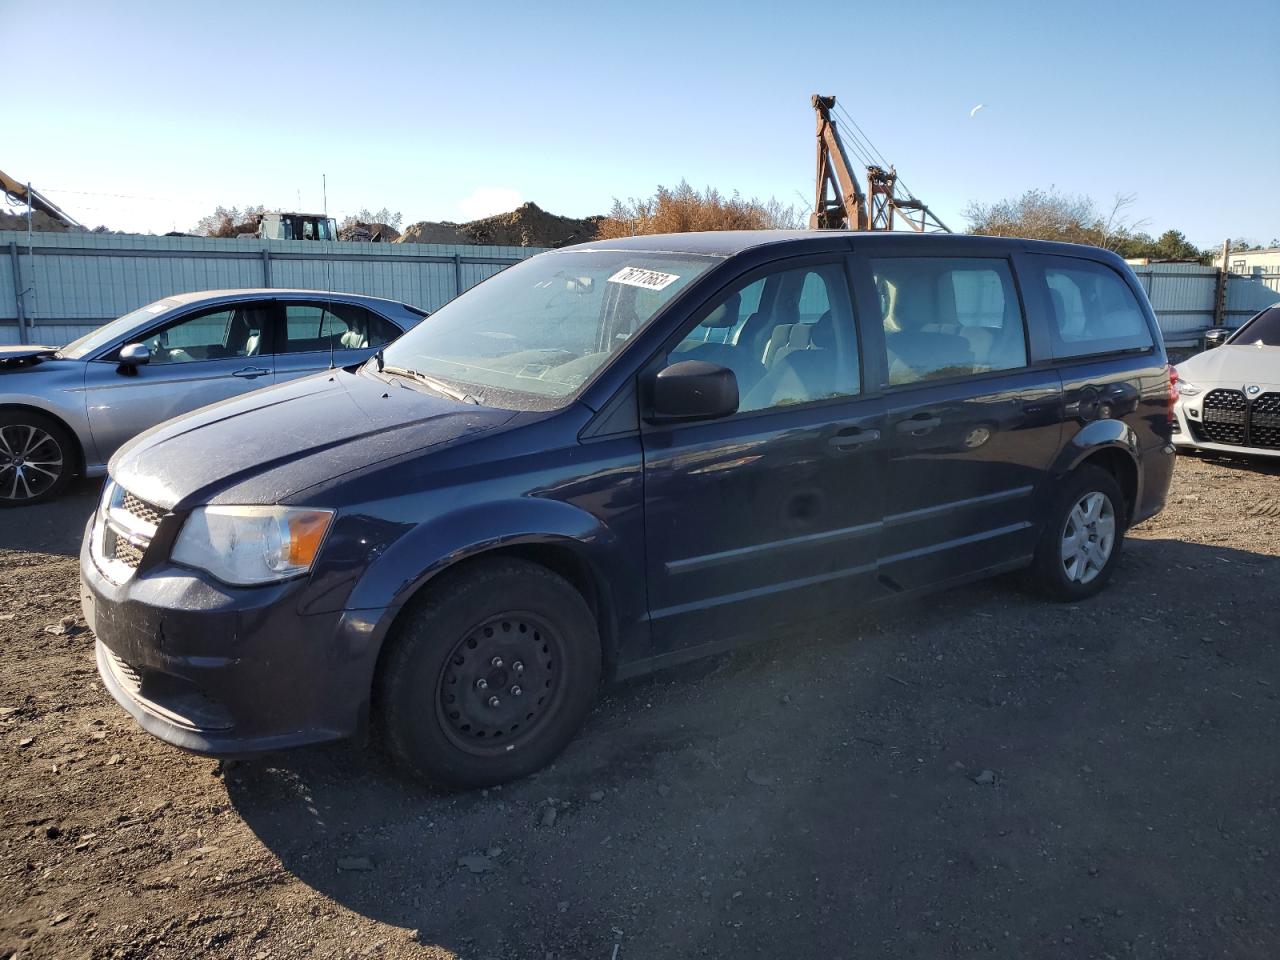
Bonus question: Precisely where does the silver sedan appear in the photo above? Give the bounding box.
[0,289,426,504]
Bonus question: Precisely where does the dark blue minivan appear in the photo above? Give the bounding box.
[81,231,1176,787]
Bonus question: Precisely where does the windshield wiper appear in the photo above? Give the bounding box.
[381,365,482,404]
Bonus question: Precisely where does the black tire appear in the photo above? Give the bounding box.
[0,410,76,507]
[376,558,601,788]
[1022,465,1127,602]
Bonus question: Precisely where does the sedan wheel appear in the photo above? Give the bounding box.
[0,421,66,504]
[1060,491,1116,584]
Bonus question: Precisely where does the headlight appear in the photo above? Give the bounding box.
[1178,380,1202,398]
[171,506,334,586]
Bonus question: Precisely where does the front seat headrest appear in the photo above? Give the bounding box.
[702,291,742,329]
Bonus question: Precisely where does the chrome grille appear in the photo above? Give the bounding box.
[108,531,145,568]
[95,484,159,582]
[121,491,164,528]
[1201,389,1248,446]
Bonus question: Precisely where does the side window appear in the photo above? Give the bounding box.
[284,304,326,350]
[797,271,831,324]
[139,304,267,365]
[672,277,766,348]
[670,262,860,414]
[322,304,400,350]
[871,257,1027,385]
[282,302,400,354]
[1036,256,1154,358]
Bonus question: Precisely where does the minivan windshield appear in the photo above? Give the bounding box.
[377,250,718,409]
[59,298,180,359]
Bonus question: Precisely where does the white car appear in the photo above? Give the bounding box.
[1173,305,1280,458]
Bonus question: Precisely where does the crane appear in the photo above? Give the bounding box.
[0,168,81,229]
[809,94,950,234]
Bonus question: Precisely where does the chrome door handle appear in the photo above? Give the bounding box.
[232,366,270,379]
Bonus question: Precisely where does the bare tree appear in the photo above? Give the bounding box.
[339,208,403,231]
[963,188,1144,251]
[192,205,265,238]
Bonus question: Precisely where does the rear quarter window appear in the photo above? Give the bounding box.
[1034,255,1155,358]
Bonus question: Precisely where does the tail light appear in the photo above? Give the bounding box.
[1167,364,1179,422]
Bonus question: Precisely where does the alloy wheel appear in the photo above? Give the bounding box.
[1060,491,1116,584]
[0,424,64,502]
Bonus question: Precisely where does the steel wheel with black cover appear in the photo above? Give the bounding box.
[376,557,601,788]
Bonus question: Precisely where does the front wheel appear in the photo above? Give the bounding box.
[376,558,601,788]
[1022,465,1127,601]
[0,411,75,507]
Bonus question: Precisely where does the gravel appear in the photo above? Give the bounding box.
[2,453,1279,959]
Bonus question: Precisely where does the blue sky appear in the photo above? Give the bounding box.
[6,0,1278,248]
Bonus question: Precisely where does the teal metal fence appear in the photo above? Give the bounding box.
[1,231,546,346]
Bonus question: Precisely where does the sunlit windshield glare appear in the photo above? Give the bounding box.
[379,251,718,405]
[59,298,179,359]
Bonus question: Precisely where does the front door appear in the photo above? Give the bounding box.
[83,302,274,462]
[859,253,1063,590]
[641,258,887,664]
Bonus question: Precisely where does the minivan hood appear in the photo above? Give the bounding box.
[1177,343,1280,389]
[110,368,517,509]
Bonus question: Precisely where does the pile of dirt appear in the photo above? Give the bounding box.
[0,210,79,233]
[338,221,401,243]
[399,202,603,248]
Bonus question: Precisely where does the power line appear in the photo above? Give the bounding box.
[42,187,180,203]
[831,102,923,202]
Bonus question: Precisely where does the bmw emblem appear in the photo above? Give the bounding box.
[1247,384,1261,395]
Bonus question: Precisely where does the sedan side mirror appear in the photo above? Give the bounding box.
[118,343,151,367]
[1202,328,1230,350]
[648,359,738,423]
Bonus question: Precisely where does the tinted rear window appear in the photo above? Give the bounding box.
[1034,256,1154,358]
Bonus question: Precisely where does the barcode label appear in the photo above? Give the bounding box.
[608,267,681,291]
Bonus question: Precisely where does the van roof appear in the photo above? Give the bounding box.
[559,229,1121,261]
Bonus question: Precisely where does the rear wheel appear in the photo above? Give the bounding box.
[1023,465,1126,601]
[376,558,601,788]
[0,411,75,507]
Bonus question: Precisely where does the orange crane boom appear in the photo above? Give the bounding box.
[809,95,950,234]
[0,168,81,228]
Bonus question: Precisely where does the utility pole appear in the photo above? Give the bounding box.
[1213,238,1230,328]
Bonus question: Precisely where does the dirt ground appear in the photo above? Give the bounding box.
[2,453,1279,960]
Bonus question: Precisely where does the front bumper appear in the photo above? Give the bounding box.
[82,522,385,755]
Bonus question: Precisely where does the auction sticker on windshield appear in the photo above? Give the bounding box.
[608,266,681,291]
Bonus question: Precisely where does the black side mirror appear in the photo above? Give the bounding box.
[118,343,151,367]
[648,360,738,423]
[1202,328,1230,350]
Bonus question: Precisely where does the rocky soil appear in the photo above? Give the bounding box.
[2,452,1278,959]
[398,203,602,248]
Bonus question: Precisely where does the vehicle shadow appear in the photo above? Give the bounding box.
[225,535,1280,958]
[0,477,100,556]
[1182,449,1280,476]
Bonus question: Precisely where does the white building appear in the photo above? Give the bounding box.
[1222,246,1280,284]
